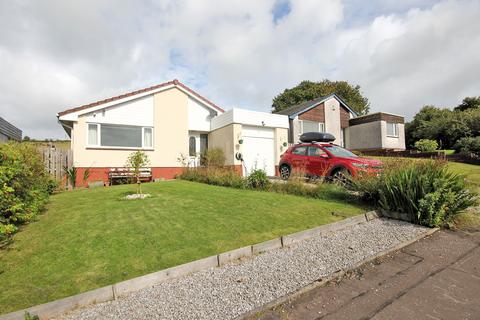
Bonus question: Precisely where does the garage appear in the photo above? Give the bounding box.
[242,126,275,176]
[209,108,290,178]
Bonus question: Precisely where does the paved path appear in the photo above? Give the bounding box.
[253,229,480,320]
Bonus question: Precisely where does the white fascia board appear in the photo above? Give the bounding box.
[211,108,289,130]
[58,84,222,121]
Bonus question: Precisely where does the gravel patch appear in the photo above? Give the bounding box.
[59,218,428,320]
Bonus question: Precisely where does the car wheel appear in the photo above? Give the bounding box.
[280,165,291,180]
[331,168,351,187]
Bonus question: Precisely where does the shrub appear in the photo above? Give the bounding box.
[0,142,51,244]
[454,136,480,156]
[352,160,477,227]
[246,169,270,190]
[414,139,438,152]
[200,148,226,167]
[270,178,352,202]
[179,167,245,189]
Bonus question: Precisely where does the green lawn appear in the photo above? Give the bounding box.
[447,161,480,194]
[0,180,365,314]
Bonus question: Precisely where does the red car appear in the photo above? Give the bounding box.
[279,142,382,182]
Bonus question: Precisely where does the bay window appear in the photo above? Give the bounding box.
[87,123,154,149]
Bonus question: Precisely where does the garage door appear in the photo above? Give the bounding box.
[242,126,275,176]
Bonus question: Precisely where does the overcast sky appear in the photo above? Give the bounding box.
[1,0,479,139]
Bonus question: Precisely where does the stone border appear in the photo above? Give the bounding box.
[0,211,381,320]
[236,226,439,320]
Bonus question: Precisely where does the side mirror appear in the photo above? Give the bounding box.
[320,153,329,158]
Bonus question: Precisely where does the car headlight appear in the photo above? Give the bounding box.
[352,163,369,169]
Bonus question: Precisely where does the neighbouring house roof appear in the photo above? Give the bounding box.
[274,93,358,119]
[0,117,22,141]
[349,112,404,126]
[57,79,224,118]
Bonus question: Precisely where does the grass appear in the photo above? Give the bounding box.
[0,180,365,314]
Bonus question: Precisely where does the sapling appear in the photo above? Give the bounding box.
[125,151,150,195]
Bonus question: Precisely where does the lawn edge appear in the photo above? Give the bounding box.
[236,226,439,320]
[0,211,379,320]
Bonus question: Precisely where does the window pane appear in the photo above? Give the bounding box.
[101,124,142,147]
[307,147,326,157]
[302,120,319,133]
[144,128,153,148]
[200,134,208,153]
[387,123,397,136]
[292,146,307,155]
[88,124,98,145]
[189,136,196,156]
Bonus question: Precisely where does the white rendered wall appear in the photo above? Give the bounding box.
[83,95,154,127]
[323,98,342,144]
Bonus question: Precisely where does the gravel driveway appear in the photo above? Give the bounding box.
[59,219,428,320]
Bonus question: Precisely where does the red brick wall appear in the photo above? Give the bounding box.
[75,165,244,187]
[298,103,325,122]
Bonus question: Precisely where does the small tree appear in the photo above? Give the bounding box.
[414,139,438,152]
[126,151,150,194]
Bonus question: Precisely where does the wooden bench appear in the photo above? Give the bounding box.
[108,168,152,185]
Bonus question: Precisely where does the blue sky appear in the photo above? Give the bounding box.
[0,0,479,139]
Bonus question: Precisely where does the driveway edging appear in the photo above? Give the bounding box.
[236,226,439,320]
[0,211,380,320]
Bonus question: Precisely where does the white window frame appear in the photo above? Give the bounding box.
[299,120,325,136]
[87,123,100,147]
[86,123,154,150]
[386,122,398,138]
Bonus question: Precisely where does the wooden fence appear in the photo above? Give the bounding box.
[39,145,73,181]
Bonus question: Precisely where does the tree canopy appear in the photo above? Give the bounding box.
[272,80,370,115]
[406,100,480,149]
[454,96,480,111]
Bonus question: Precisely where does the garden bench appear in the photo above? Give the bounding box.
[108,167,152,185]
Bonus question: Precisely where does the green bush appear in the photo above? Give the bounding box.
[246,169,270,190]
[270,178,352,202]
[178,167,245,189]
[454,136,480,156]
[414,139,438,152]
[352,160,477,227]
[200,148,226,167]
[179,166,352,202]
[0,142,52,244]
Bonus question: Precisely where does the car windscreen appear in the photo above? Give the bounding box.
[323,145,358,158]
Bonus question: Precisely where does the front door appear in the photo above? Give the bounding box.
[188,132,208,167]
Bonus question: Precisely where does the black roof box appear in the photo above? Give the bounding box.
[299,132,335,143]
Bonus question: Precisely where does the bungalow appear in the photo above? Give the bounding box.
[57,80,288,185]
[274,94,406,152]
[57,80,405,186]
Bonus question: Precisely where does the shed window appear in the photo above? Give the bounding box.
[387,122,398,137]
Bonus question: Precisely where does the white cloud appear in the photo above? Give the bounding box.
[0,0,479,139]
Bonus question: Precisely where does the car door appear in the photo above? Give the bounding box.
[306,146,330,177]
[290,146,308,173]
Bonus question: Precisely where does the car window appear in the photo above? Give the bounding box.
[292,146,307,155]
[323,145,358,158]
[307,147,326,157]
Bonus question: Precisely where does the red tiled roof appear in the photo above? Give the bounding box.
[57,79,224,117]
